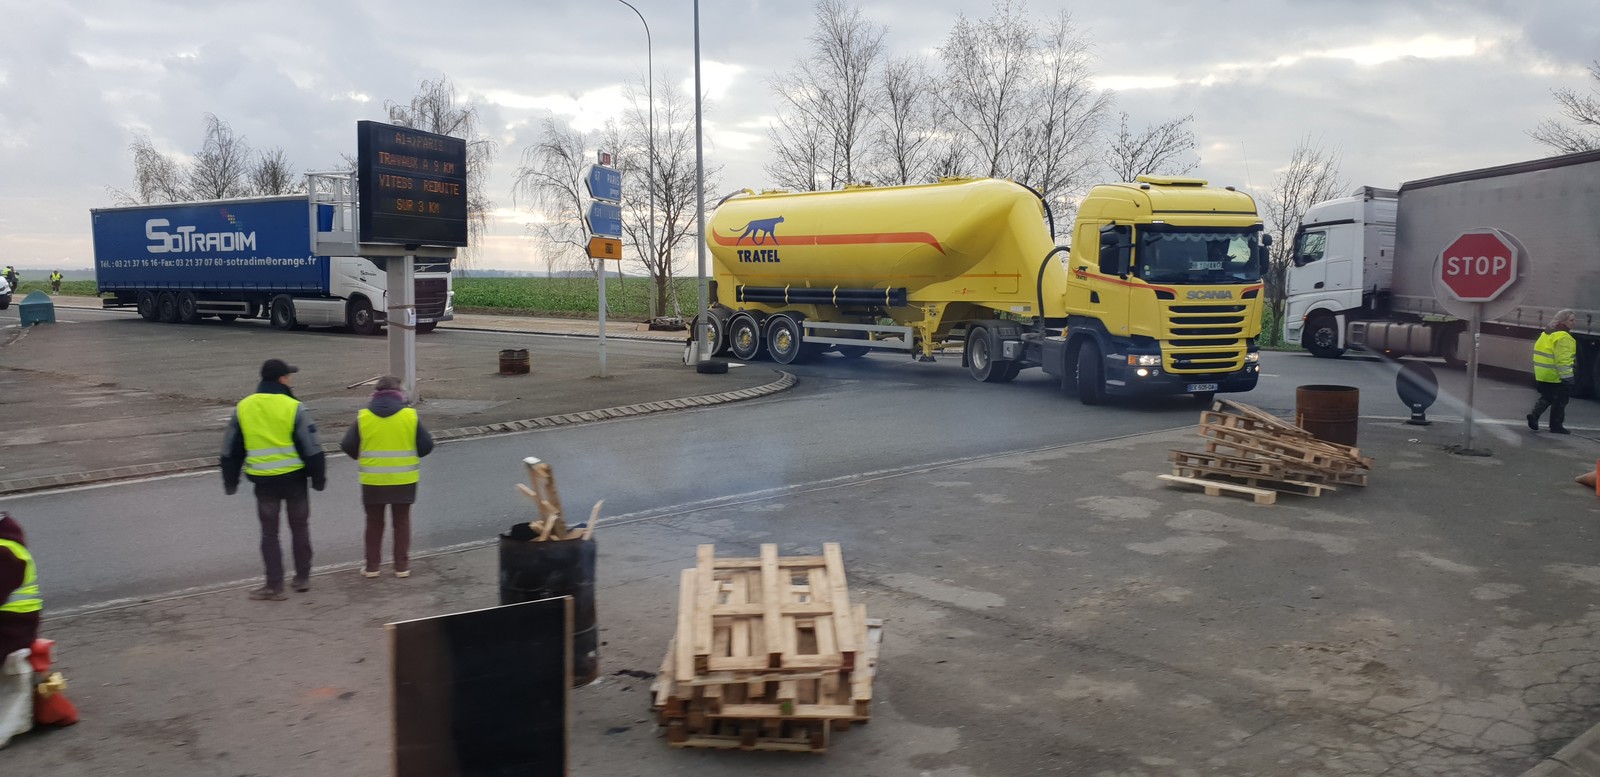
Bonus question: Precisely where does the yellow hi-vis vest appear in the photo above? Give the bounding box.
[238,393,306,476]
[358,408,420,486]
[1533,330,1577,384]
[0,539,40,614]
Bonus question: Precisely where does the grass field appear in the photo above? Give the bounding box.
[11,280,103,297]
[452,276,702,320]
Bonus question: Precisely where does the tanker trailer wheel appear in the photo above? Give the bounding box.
[965,325,1014,383]
[156,291,180,323]
[693,310,730,357]
[1303,314,1345,358]
[1075,341,1106,405]
[270,295,298,331]
[136,291,159,321]
[176,291,202,324]
[728,313,764,361]
[766,314,814,365]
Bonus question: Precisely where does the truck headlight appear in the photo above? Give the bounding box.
[1245,352,1260,363]
[1127,354,1161,366]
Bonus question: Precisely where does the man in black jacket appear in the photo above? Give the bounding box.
[221,359,326,600]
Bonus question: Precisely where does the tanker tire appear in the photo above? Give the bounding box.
[995,362,1022,382]
[1303,315,1345,358]
[270,295,297,331]
[728,314,763,362]
[1076,341,1106,405]
[966,326,1014,383]
[177,291,202,324]
[136,291,159,321]
[156,291,179,323]
[767,315,808,365]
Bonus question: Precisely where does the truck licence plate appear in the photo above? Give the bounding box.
[1186,383,1219,393]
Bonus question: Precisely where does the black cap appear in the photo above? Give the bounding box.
[260,359,299,381]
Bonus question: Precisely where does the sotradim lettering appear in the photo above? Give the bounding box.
[145,219,257,254]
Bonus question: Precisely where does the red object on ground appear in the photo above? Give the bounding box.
[27,638,78,726]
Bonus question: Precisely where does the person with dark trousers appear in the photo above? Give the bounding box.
[1529,309,1578,434]
[341,376,433,578]
[48,271,62,294]
[222,359,326,600]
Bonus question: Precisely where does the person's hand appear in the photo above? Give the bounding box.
[224,484,238,496]
[311,478,327,492]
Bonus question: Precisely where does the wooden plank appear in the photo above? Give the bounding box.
[675,568,698,683]
[711,556,829,569]
[760,544,785,669]
[822,543,858,669]
[704,602,841,618]
[693,546,716,666]
[714,703,861,720]
[1159,473,1276,505]
[730,573,751,664]
[1171,466,1333,497]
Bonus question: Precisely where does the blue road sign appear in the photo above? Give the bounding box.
[586,165,622,203]
[586,201,624,239]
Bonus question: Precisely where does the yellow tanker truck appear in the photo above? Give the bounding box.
[701,176,1268,404]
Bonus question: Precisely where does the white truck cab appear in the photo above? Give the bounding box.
[1283,187,1396,357]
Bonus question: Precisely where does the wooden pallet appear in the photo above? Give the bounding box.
[1171,466,1332,497]
[653,543,880,753]
[1159,473,1276,504]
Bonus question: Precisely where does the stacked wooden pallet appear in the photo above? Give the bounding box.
[1160,400,1373,505]
[650,543,881,753]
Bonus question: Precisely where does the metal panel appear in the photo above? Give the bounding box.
[93,199,326,293]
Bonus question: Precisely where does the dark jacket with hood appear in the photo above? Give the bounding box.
[340,390,434,501]
[220,381,327,494]
[0,513,39,656]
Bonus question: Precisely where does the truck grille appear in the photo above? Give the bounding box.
[415,278,449,319]
[1165,304,1248,373]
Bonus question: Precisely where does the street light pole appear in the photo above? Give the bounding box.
[691,0,709,363]
[615,0,655,319]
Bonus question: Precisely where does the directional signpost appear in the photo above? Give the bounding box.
[1431,228,1528,454]
[584,157,623,377]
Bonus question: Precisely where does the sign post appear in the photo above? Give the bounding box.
[1432,228,1526,454]
[585,160,624,378]
[355,120,468,401]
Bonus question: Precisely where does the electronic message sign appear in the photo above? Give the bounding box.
[357,120,469,247]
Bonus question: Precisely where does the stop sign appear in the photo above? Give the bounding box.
[1438,229,1519,302]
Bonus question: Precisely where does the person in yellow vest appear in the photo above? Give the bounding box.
[1528,309,1578,435]
[48,271,62,294]
[221,359,327,600]
[340,375,433,578]
[0,513,41,748]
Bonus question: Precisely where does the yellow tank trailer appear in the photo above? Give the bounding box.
[702,176,1268,404]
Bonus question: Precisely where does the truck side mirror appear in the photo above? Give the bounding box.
[1098,225,1131,276]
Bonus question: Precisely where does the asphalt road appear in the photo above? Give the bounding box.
[6,307,1597,612]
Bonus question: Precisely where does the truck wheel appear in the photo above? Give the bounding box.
[177,291,202,324]
[137,291,159,321]
[270,296,297,331]
[1303,315,1345,358]
[996,362,1022,382]
[348,297,382,336]
[1075,342,1106,405]
[766,315,811,364]
[966,326,1011,383]
[156,291,179,323]
[416,322,438,334]
[728,314,763,361]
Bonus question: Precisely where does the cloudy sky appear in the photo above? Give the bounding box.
[2,0,1596,272]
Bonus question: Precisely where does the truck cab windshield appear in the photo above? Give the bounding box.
[1134,226,1263,284]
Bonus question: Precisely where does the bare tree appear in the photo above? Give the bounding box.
[250,146,302,196]
[1105,112,1199,182]
[938,2,1111,234]
[1261,137,1347,324]
[386,75,499,264]
[188,114,254,200]
[511,116,593,278]
[865,56,940,185]
[109,134,189,205]
[1529,60,1600,154]
[766,0,886,189]
[617,76,722,317]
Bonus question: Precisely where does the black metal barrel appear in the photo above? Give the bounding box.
[498,535,598,686]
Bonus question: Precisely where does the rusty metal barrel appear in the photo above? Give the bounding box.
[1295,385,1360,446]
[498,535,598,686]
[498,348,530,375]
